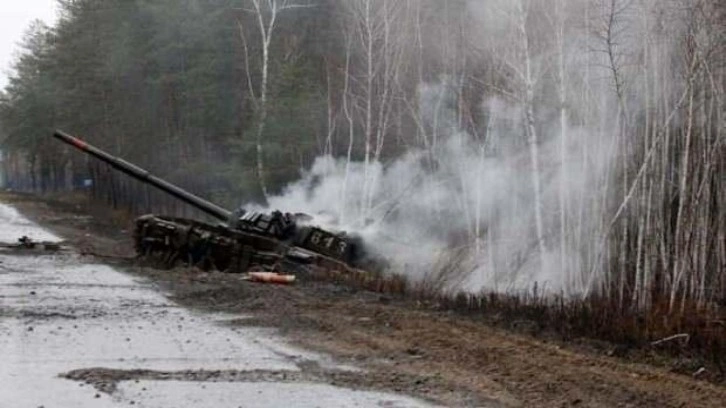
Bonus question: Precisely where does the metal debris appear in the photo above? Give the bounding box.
[0,236,63,251]
[243,272,296,285]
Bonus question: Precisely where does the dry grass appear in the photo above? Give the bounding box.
[319,263,726,380]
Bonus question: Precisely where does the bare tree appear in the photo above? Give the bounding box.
[515,0,546,267]
[239,0,313,200]
[339,0,410,220]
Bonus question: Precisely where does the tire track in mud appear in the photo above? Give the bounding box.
[294,307,726,407]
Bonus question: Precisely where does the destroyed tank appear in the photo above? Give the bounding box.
[53,130,362,275]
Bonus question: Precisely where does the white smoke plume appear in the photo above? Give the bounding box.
[248,0,672,295]
[252,85,615,295]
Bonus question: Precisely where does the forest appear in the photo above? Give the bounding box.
[1,0,725,364]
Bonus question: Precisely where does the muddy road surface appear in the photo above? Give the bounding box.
[2,193,726,407]
[0,202,432,408]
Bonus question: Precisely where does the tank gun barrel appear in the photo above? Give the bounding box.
[53,130,232,223]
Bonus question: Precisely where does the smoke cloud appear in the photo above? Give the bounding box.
[251,83,615,295]
[248,0,668,295]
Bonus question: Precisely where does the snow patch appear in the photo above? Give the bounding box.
[0,203,60,243]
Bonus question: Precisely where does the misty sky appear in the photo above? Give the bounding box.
[0,0,58,90]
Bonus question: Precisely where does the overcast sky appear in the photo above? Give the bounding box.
[0,0,58,90]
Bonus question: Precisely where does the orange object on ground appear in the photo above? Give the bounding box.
[245,271,296,284]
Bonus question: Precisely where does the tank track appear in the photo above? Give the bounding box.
[133,214,356,275]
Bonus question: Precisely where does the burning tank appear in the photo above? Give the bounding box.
[53,130,364,275]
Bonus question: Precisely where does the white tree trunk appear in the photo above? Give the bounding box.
[516,0,546,267]
[247,0,309,201]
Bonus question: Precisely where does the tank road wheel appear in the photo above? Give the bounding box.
[132,214,355,275]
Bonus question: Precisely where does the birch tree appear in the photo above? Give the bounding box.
[240,0,313,201]
[339,0,409,220]
[515,0,546,267]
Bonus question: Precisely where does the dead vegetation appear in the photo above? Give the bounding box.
[308,237,726,382]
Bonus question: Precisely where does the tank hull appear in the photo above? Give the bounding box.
[134,214,356,274]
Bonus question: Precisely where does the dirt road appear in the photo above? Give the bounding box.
[2,192,726,407]
[0,201,431,407]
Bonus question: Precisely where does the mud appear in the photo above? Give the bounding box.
[62,364,445,399]
[3,192,726,407]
